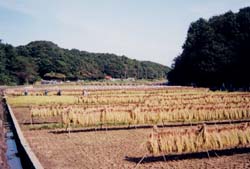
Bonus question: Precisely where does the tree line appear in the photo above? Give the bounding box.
[0,40,170,85]
[168,7,250,90]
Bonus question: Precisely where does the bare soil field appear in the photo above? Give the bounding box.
[12,107,250,169]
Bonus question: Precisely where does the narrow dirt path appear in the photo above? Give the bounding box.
[0,87,9,169]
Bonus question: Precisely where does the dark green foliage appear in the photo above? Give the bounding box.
[168,7,250,89]
[0,40,170,85]
[11,56,38,84]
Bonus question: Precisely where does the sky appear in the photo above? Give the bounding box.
[0,0,249,67]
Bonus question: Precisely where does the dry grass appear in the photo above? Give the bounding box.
[7,88,250,128]
[147,123,250,155]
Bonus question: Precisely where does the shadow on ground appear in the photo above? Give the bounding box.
[125,147,250,164]
[48,119,250,134]
[22,121,58,125]
[48,125,149,134]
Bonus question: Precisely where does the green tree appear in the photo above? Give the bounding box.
[12,56,38,84]
[168,7,250,89]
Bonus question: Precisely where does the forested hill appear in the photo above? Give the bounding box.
[0,40,170,85]
[168,7,250,89]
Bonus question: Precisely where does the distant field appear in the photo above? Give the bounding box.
[6,85,250,168]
